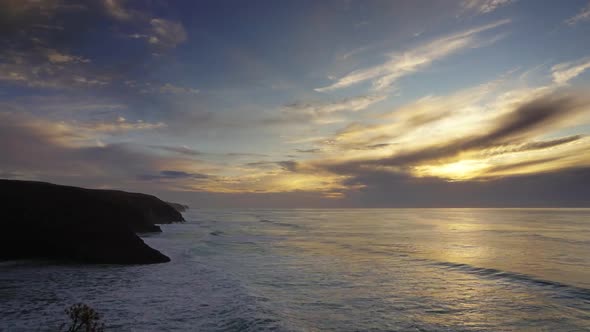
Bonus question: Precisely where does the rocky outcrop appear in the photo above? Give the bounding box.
[92,190,185,233]
[0,180,184,264]
[166,201,189,212]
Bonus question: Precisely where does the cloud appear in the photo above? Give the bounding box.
[361,92,587,167]
[138,170,208,181]
[295,95,385,113]
[336,45,374,61]
[277,160,298,172]
[327,80,502,150]
[0,113,154,174]
[297,89,590,188]
[158,83,199,95]
[552,57,590,85]
[566,1,590,25]
[244,161,278,168]
[45,49,90,64]
[102,1,187,50]
[315,19,510,92]
[0,0,187,103]
[502,135,583,153]
[462,0,514,14]
[0,0,88,54]
[0,95,133,126]
[75,117,166,134]
[0,1,588,208]
[483,156,563,174]
[0,0,85,22]
[0,112,208,191]
[475,135,585,162]
[128,81,199,95]
[0,112,166,148]
[159,166,590,208]
[296,148,322,153]
[0,47,108,89]
[149,18,187,49]
[363,143,391,150]
[269,95,386,125]
[148,145,201,156]
[226,152,269,158]
[103,0,135,21]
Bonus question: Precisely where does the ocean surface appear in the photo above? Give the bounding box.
[1,208,590,331]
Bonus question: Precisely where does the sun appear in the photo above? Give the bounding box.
[414,159,489,180]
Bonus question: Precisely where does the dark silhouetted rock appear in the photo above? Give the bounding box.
[0,180,184,264]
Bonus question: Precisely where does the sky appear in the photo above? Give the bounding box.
[1,0,590,207]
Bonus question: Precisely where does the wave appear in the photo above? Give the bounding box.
[258,219,302,229]
[479,230,590,246]
[430,260,590,301]
[210,316,282,332]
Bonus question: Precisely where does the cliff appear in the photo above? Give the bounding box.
[166,201,190,212]
[0,180,184,264]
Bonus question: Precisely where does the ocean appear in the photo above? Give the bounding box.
[1,208,590,331]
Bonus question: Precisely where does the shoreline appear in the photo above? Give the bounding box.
[0,179,187,265]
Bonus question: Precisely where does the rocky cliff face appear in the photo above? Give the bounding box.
[0,180,183,264]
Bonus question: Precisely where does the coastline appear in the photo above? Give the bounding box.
[0,179,186,265]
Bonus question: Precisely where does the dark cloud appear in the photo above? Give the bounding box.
[226,152,269,157]
[148,145,201,156]
[0,0,87,36]
[484,157,564,174]
[244,160,300,171]
[137,170,208,181]
[322,92,588,171]
[244,161,277,169]
[360,143,392,150]
[295,148,321,153]
[277,160,298,172]
[147,147,270,159]
[518,135,583,151]
[482,135,583,157]
[377,93,585,166]
[479,94,583,142]
[287,92,590,207]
